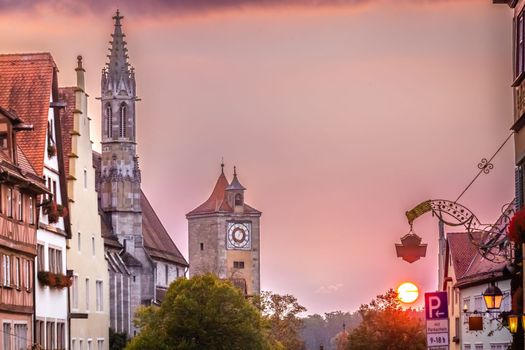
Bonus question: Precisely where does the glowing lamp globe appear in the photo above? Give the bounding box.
[397,282,419,304]
[482,281,503,310]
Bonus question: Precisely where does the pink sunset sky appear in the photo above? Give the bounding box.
[0,0,516,314]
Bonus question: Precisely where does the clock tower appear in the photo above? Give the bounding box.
[187,164,261,295]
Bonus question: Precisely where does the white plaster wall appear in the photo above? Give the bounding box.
[461,280,512,349]
[35,229,68,319]
[66,78,110,349]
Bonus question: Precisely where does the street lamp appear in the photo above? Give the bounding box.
[482,281,503,310]
[508,315,519,334]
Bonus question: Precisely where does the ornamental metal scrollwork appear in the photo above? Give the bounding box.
[403,199,515,263]
[478,158,495,175]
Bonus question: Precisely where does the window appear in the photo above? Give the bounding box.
[3,255,11,286]
[14,324,27,350]
[233,261,244,269]
[491,343,511,350]
[474,296,483,312]
[96,280,103,311]
[119,103,127,138]
[78,232,81,252]
[518,13,525,78]
[200,243,204,251]
[72,275,79,309]
[92,236,96,256]
[14,257,20,289]
[57,322,65,350]
[97,339,104,350]
[72,339,76,350]
[235,193,242,206]
[3,323,11,350]
[52,181,57,203]
[46,321,55,350]
[105,104,112,138]
[48,248,62,274]
[7,188,12,217]
[29,196,34,225]
[86,278,90,311]
[17,192,22,221]
[35,320,44,347]
[37,244,45,272]
[88,339,92,350]
[25,259,30,290]
[84,169,88,189]
[165,265,168,286]
[475,345,483,350]
[80,339,84,350]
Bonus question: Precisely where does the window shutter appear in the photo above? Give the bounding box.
[516,166,524,210]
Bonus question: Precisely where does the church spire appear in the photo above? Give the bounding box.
[102,9,135,97]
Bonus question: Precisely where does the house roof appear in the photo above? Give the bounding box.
[187,169,261,217]
[141,191,188,267]
[58,87,76,177]
[0,53,56,176]
[448,231,508,288]
[447,232,481,280]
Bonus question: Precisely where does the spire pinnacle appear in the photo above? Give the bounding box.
[103,9,135,96]
[233,165,237,177]
[221,158,225,174]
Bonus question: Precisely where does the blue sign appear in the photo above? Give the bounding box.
[425,291,448,320]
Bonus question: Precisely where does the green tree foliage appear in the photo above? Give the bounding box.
[346,289,426,350]
[109,329,128,350]
[126,274,271,350]
[257,291,307,350]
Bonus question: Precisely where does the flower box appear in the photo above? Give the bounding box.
[37,271,72,289]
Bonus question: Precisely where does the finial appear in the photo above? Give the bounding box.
[113,9,123,25]
[76,55,83,69]
[221,158,224,174]
[233,166,237,177]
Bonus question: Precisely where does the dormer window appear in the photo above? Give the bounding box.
[234,194,243,206]
[119,103,127,138]
[0,120,10,159]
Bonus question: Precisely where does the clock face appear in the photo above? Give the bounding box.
[227,222,251,250]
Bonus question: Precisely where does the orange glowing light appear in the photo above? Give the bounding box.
[397,282,419,304]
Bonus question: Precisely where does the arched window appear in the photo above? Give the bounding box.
[119,103,127,138]
[234,194,242,206]
[105,104,112,138]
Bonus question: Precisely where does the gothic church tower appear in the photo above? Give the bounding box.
[100,10,142,247]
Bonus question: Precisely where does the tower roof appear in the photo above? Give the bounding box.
[103,10,135,96]
[107,10,129,77]
[226,166,246,191]
[187,165,261,217]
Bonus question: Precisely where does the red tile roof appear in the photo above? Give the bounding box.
[447,232,480,280]
[0,53,56,176]
[186,171,261,217]
[58,87,76,177]
[141,191,188,266]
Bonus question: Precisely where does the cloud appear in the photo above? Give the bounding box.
[315,283,343,295]
[0,0,466,16]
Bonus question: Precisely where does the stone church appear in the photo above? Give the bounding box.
[187,165,261,296]
[94,11,188,336]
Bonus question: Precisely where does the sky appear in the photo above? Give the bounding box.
[0,0,517,314]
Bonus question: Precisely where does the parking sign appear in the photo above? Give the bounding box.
[425,292,449,350]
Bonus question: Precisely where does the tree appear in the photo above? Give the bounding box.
[126,274,271,350]
[346,289,426,350]
[257,291,307,350]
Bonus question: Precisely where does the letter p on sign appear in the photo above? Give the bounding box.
[425,291,448,320]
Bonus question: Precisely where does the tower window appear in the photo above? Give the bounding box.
[200,243,204,251]
[105,104,112,138]
[234,194,242,206]
[119,103,127,138]
[233,261,244,269]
